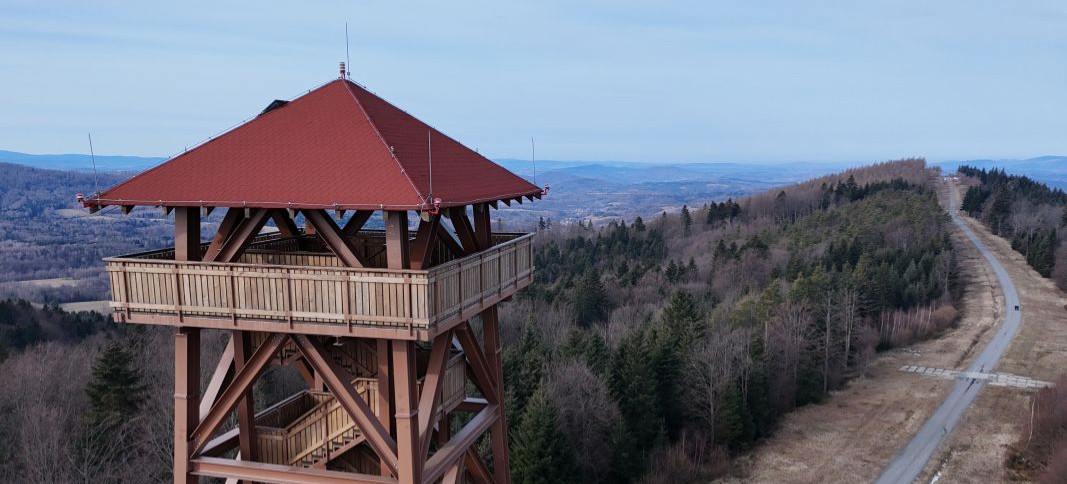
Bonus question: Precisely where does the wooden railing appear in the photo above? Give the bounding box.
[104,233,534,332]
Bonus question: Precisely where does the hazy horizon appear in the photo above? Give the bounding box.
[4,1,1067,163]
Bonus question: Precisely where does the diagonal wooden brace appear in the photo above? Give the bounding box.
[190,333,288,456]
[291,335,399,474]
[418,330,452,458]
[303,209,366,267]
[455,323,498,404]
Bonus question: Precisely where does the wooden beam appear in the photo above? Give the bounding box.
[201,206,215,217]
[472,203,492,250]
[481,307,511,483]
[291,335,399,474]
[269,209,300,238]
[463,449,493,484]
[175,327,201,484]
[216,208,270,263]
[342,210,374,237]
[409,215,440,270]
[304,209,366,268]
[435,223,464,257]
[455,398,489,414]
[121,205,134,215]
[447,207,479,254]
[199,336,235,419]
[204,209,245,262]
[418,331,452,458]
[232,331,258,469]
[392,340,421,484]
[422,404,498,484]
[175,207,202,262]
[191,457,398,484]
[376,339,394,477]
[200,428,239,458]
[191,333,288,456]
[385,211,410,269]
[455,323,498,403]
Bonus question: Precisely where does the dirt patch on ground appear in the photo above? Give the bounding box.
[718,179,1011,483]
[916,186,1067,483]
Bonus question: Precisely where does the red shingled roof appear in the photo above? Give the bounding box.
[88,79,541,210]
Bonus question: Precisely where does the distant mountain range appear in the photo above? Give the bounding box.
[5,149,1065,223]
[0,150,164,172]
[932,156,1067,191]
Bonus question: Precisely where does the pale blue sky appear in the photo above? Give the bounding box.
[1,1,1065,163]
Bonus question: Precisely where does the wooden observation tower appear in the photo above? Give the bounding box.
[86,72,542,484]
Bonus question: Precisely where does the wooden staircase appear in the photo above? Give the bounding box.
[254,379,378,468]
[245,337,468,469]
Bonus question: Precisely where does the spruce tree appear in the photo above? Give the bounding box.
[85,340,145,427]
[573,270,607,324]
[633,216,646,232]
[681,205,692,236]
[504,324,547,425]
[661,290,704,348]
[511,385,579,484]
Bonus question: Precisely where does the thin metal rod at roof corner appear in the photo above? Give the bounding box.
[428,129,434,202]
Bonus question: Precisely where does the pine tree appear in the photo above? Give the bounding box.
[85,340,145,427]
[511,385,579,484]
[633,216,646,232]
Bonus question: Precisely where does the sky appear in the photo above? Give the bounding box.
[1,0,1065,164]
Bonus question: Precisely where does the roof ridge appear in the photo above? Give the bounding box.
[339,80,427,207]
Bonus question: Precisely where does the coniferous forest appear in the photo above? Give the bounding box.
[500,158,960,482]
[958,166,1067,286]
[0,158,962,483]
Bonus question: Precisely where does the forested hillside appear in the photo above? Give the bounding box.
[500,158,960,482]
[0,163,171,301]
[958,166,1067,288]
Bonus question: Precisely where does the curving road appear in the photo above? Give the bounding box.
[875,178,1022,484]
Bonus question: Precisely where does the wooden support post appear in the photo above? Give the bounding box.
[376,339,394,476]
[175,207,202,262]
[481,307,511,483]
[175,327,201,484]
[392,340,420,484]
[473,203,492,250]
[232,330,257,473]
[385,211,410,269]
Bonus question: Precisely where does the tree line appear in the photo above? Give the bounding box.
[958,166,1067,285]
[500,158,960,482]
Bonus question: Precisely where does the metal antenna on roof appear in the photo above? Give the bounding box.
[531,136,537,186]
[345,22,351,79]
[88,132,99,197]
[428,129,434,200]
